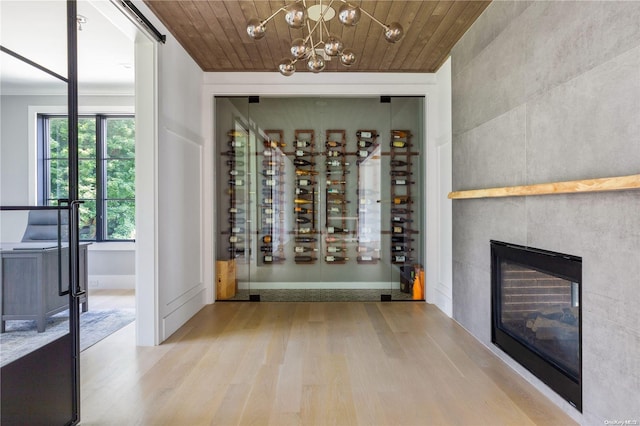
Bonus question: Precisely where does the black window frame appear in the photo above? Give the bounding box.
[38,113,136,242]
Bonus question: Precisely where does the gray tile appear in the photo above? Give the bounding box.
[453,106,527,191]
[526,45,640,183]
[524,1,640,98]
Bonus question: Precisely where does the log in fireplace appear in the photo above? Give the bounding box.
[491,240,582,412]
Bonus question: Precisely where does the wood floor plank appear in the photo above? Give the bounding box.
[80,302,578,425]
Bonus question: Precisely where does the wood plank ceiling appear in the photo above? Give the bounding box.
[144,1,491,73]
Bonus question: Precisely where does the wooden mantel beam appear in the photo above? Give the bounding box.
[448,174,640,200]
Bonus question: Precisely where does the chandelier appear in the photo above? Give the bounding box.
[246,0,404,76]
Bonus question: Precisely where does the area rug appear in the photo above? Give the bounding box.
[0,309,135,367]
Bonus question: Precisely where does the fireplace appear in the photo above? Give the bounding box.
[491,241,582,412]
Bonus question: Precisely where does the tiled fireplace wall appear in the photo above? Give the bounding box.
[450,2,640,423]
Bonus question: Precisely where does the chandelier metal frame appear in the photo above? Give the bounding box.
[246,0,404,76]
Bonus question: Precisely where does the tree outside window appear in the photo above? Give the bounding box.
[42,115,135,241]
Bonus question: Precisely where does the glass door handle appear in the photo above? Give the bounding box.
[69,200,86,298]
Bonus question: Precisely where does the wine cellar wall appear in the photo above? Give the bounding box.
[215,97,425,299]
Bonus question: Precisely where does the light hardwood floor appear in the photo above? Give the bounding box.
[80,302,576,425]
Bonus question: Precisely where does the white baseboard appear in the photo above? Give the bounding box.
[237,281,400,290]
[88,274,135,289]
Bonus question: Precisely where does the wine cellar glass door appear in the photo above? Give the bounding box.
[216,97,425,302]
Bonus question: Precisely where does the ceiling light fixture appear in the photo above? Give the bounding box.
[246,0,404,76]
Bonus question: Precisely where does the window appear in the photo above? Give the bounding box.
[39,114,135,241]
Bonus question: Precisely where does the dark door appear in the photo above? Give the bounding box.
[0,1,82,424]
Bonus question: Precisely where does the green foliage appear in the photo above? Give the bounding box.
[47,116,135,240]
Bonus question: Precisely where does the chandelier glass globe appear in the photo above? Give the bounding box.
[307,55,326,73]
[323,35,344,57]
[284,3,306,28]
[337,4,360,26]
[246,18,266,40]
[278,58,296,76]
[384,22,404,43]
[339,49,356,66]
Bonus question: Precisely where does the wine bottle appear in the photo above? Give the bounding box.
[263,198,273,204]
[358,150,370,158]
[357,130,378,139]
[294,198,313,205]
[228,179,245,186]
[295,169,319,176]
[325,141,345,148]
[264,140,285,148]
[263,255,285,263]
[392,216,413,223]
[326,170,351,175]
[262,207,274,215]
[228,140,244,148]
[390,140,409,148]
[390,159,408,167]
[327,150,344,157]
[229,169,244,176]
[226,159,244,167]
[295,150,312,157]
[327,206,342,213]
[326,188,344,195]
[357,255,376,262]
[229,226,244,234]
[297,227,312,234]
[295,246,317,253]
[327,226,348,234]
[293,158,315,167]
[391,246,415,253]
[391,179,415,185]
[222,150,244,157]
[392,236,414,243]
[262,169,279,176]
[262,235,272,244]
[228,235,244,243]
[390,170,412,177]
[392,130,410,139]
[296,188,310,195]
[295,140,312,148]
[294,255,316,262]
[356,246,380,253]
[325,255,349,262]
[391,207,413,214]
[296,216,311,224]
[326,246,345,253]
[260,244,273,252]
[264,217,275,225]
[392,255,413,263]
[261,179,276,186]
[298,179,316,187]
[358,140,375,148]
[229,217,246,224]
[325,236,344,243]
[393,196,411,205]
[294,207,314,214]
[326,180,347,185]
[228,207,245,214]
[392,226,405,234]
[327,199,349,205]
[262,149,273,157]
[228,247,248,254]
[326,160,350,167]
[295,236,317,243]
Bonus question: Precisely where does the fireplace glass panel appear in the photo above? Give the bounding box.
[499,260,580,379]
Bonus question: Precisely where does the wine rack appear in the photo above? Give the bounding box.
[226,129,249,259]
[292,129,318,263]
[324,129,349,264]
[355,130,381,264]
[389,129,417,270]
[260,130,286,264]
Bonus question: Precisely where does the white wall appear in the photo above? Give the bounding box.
[0,93,136,287]
[133,1,206,344]
[202,70,453,315]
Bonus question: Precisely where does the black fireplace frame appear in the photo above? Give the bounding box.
[490,240,582,412]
